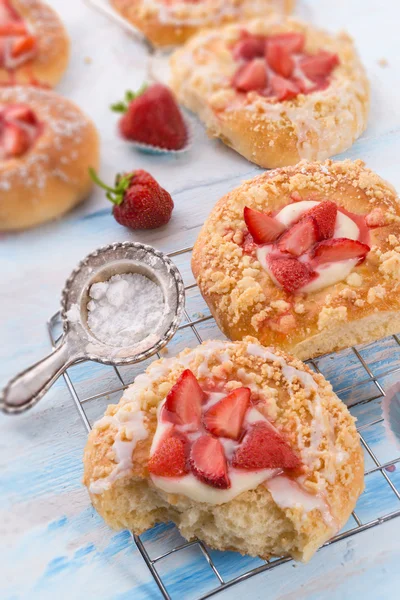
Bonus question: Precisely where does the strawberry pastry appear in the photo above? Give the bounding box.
[170,17,369,167]
[0,0,69,86]
[83,339,364,562]
[111,0,294,48]
[0,86,99,230]
[192,160,400,359]
[111,84,188,151]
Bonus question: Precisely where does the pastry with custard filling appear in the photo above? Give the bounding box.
[0,0,69,87]
[170,17,369,167]
[192,160,400,359]
[83,339,364,562]
[0,85,99,230]
[111,0,294,48]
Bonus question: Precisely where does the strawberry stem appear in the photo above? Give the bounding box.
[110,84,148,113]
[89,168,134,206]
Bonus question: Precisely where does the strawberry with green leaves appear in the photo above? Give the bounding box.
[89,168,174,230]
[111,83,188,151]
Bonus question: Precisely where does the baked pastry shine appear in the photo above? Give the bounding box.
[170,17,370,167]
[0,86,99,230]
[192,160,400,360]
[83,339,364,562]
[111,0,294,48]
[0,0,69,87]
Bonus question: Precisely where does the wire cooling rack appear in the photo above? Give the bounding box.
[48,246,400,599]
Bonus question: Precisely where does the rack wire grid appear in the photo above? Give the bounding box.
[48,245,400,600]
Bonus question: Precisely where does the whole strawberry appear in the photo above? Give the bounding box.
[111,83,188,151]
[89,168,174,230]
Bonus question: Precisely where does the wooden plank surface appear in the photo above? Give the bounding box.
[1,0,400,598]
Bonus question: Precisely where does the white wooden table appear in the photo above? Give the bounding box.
[1,1,400,598]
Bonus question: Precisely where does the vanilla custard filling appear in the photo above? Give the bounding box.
[256,200,361,293]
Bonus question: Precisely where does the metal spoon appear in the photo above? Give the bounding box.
[0,242,185,415]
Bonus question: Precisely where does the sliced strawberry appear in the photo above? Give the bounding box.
[0,0,20,22]
[302,200,337,240]
[148,436,188,478]
[232,35,266,61]
[267,32,305,54]
[204,387,250,440]
[312,238,370,264]
[232,421,301,470]
[268,257,316,293]
[5,104,37,125]
[190,434,230,489]
[164,369,205,430]
[244,206,286,245]
[270,75,300,101]
[266,41,294,78]
[11,34,36,58]
[0,22,26,36]
[277,216,318,256]
[300,51,339,81]
[0,123,30,158]
[234,59,267,93]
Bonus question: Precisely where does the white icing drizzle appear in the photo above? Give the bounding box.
[89,406,148,494]
[123,340,231,403]
[256,200,361,293]
[246,343,343,525]
[265,475,337,530]
[141,0,286,27]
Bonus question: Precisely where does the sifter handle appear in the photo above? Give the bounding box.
[0,336,81,414]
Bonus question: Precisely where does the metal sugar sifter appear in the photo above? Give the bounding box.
[1,242,185,415]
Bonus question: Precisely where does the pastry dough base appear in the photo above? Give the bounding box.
[170,18,370,167]
[0,86,99,231]
[83,339,364,562]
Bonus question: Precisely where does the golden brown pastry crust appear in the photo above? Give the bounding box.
[0,0,69,87]
[0,86,99,231]
[112,0,294,48]
[170,17,369,168]
[83,339,364,562]
[192,160,400,359]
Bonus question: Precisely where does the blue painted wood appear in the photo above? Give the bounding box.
[2,0,400,598]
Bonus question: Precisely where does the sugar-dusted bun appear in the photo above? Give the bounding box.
[0,86,99,231]
[170,17,369,168]
[0,0,69,87]
[112,0,294,48]
[192,160,400,360]
[83,339,364,562]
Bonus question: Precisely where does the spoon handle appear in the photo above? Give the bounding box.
[1,337,80,414]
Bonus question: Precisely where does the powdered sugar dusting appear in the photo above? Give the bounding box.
[87,273,165,348]
[0,86,92,190]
